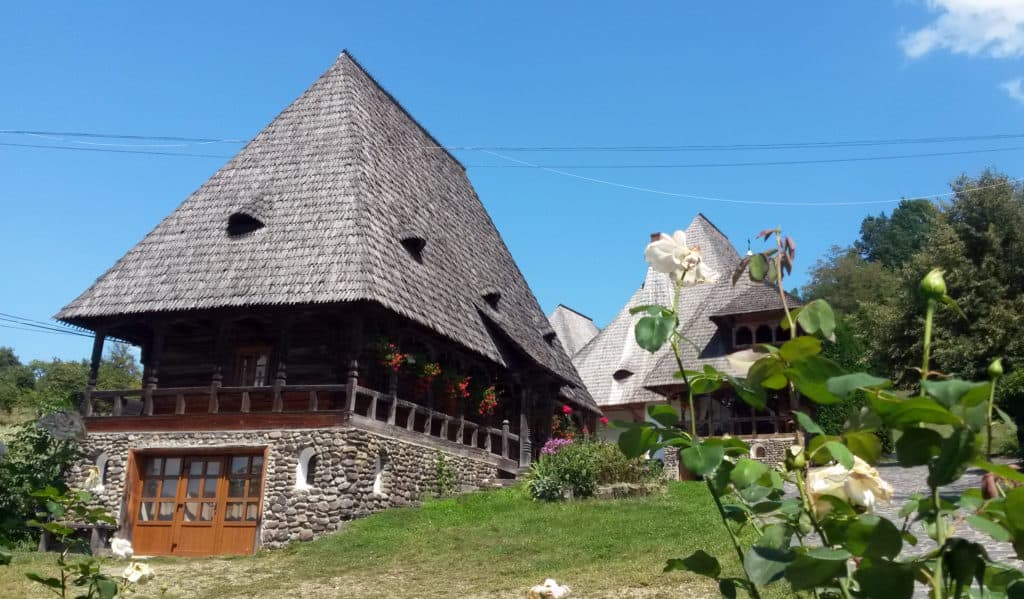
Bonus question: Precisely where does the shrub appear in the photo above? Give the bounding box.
[433,452,456,497]
[591,441,663,484]
[526,440,661,501]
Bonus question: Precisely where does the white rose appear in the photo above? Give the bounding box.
[122,562,154,584]
[528,578,572,598]
[110,536,133,559]
[807,455,893,515]
[644,231,719,285]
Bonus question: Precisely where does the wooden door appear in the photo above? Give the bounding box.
[130,452,264,556]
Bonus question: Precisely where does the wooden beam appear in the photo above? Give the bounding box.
[82,331,106,417]
[85,411,351,432]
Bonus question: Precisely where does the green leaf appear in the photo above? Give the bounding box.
[743,545,793,586]
[845,514,903,559]
[967,514,1012,542]
[784,355,845,405]
[997,406,1019,434]
[725,375,767,410]
[664,550,721,578]
[822,441,854,469]
[874,396,963,428]
[942,538,988,590]
[647,404,679,428]
[681,442,725,477]
[617,425,660,458]
[795,299,836,341]
[629,304,669,316]
[896,427,943,467]
[973,459,1024,484]
[778,336,822,363]
[826,372,891,399]
[747,356,787,391]
[792,410,823,435]
[755,523,793,549]
[689,376,721,395]
[748,254,769,282]
[928,427,976,488]
[854,561,915,599]
[922,379,987,408]
[940,293,968,320]
[784,552,848,591]
[844,431,882,464]
[635,314,675,353]
[1004,486,1024,534]
[25,573,63,588]
[97,577,118,599]
[718,579,738,599]
[730,458,769,490]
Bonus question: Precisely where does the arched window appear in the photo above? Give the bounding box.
[735,326,753,347]
[372,451,388,496]
[295,447,317,490]
[755,325,773,344]
[95,452,109,491]
[751,445,768,459]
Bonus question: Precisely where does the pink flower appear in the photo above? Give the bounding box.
[600,416,609,426]
[561,405,572,415]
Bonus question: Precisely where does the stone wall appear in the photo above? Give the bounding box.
[68,426,499,549]
[746,436,797,466]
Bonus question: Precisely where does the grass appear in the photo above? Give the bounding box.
[0,482,788,598]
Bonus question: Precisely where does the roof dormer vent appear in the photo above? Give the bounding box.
[482,289,501,310]
[400,236,426,263]
[613,369,634,381]
[226,212,265,236]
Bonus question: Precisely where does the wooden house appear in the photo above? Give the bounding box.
[56,52,596,556]
[561,215,802,473]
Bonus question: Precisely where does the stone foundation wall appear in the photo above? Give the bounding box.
[746,436,797,466]
[68,426,499,549]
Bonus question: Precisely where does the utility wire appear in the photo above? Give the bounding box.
[0,313,93,337]
[0,323,93,338]
[480,149,1022,207]
[4,129,1024,152]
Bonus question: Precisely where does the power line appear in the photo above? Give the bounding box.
[3,128,1024,152]
[0,323,93,338]
[467,146,1024,169]
[479,149,1022,207]
[0,313,93,338]
[0,141,231,159]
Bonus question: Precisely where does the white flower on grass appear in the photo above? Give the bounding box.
[528,578,572,598]
[82,465,101,491]
[110,536,133,559]
[644,231,719,285]
[122,562,154,584]
[807,455,893,515]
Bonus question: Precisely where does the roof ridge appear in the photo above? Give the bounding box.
[337,51,465,171]
[552,304,595,322]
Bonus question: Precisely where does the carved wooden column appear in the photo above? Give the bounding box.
[272,317,292,413]
[209,320,226,414]
[519,385,532,468]
[387,371,398,425]
[82,331,106,417]
[144,325,165,416]
[345,314,363,414]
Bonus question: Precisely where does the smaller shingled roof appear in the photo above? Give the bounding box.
[547,305,600,358]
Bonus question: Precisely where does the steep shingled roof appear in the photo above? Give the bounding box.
[55,52,593,409]
[571,215,798,408]
[547,305,600,358]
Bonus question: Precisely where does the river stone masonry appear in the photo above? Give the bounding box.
[68,427,499,549]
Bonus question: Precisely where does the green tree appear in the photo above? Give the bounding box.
[855,198,940,267]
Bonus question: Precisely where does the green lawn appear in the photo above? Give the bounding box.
[2,482,784,598]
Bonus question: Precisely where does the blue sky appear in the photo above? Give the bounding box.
[2,1,1022,362]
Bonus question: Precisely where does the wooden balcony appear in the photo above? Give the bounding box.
[81,381,522,471]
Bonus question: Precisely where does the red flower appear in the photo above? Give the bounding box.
[600,416,609,426]
[561,405,572,415]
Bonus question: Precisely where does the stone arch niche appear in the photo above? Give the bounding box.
[295,447,318,490]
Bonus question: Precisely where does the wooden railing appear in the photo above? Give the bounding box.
[83,382,521,464]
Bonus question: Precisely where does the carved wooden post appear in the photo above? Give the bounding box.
[369,392,378,420]
[346,360,359,413]
[241,391,251,413]
[144,326,165,416]
[272,317,291,413]
[82,331,105,417]
[308,390,319,411]
[501,419,510,458]
[406,405,416,430]
[209,321,226,414]
[440,415,448,440]
[469,425,478,448]
[484,427,492,453]
[519,386,532,468]
[112,394,123,417]
[387,372,398,425]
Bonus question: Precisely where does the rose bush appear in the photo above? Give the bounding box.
[616,226,1024,598]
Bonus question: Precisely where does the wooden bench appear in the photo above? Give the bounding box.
[38,522,118,554]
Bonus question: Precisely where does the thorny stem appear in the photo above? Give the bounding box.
[986,375,1000,461]
[920,300,935,397]
[669,272,762,599]
[795,470,854,599]
[932,486,947,599]
[773,230,796,333]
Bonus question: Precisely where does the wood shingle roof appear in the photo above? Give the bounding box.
[55,52,592,408]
